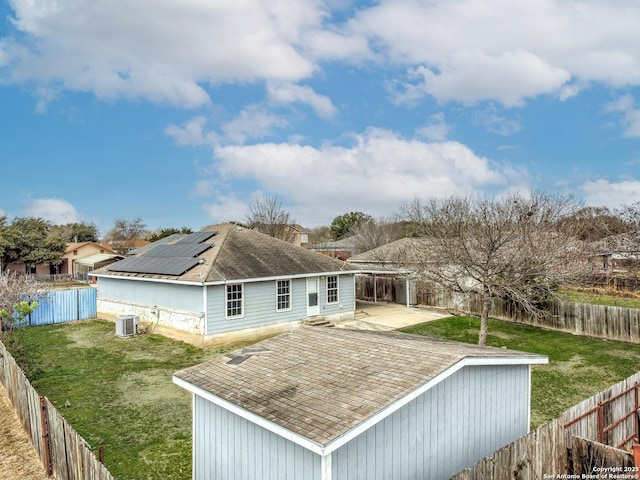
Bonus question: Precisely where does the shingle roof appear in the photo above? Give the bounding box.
[174,327,546,447]
[93,223,358,282]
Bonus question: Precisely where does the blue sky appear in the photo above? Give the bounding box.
[1,0,640,236]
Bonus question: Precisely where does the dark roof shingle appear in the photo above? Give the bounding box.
[174,327,546,446]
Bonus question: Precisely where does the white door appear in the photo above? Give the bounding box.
[306,277,320,316]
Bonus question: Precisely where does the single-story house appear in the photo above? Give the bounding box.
[311,236,360,260]
[91,224,359,346]
[347,237,429,306]
[174,327,547,480]
[62,242,121,278]
[6,241,119,277]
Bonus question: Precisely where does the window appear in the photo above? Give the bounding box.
[226,284,243,318]
[327,275,338,304]
[73,250,78,256]
[276,279,291,311]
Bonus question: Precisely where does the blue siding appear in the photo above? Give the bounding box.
[23,288,97,327]
[98,277,202,312]
[206,274,356,335]
[332,364,531,480]
[193,395,321,480]
[207,278,308,335]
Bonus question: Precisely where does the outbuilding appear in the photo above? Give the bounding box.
[173,327,547,480]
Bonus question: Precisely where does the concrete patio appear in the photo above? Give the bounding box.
[336,301,450,331]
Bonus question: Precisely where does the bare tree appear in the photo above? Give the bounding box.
[104,218,148,254]
[401,192,589,345]
[245,194,292,240]
[0,271,43,333]
[606,201,640,279]
[348,216,405,254]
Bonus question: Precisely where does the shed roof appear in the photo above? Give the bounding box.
[174,327,546,452]
[93,223,358,283]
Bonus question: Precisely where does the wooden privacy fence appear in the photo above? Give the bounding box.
[22,287,97,327]
[450,371,640,479]
[420,282,640,344]
[0,340,114,480]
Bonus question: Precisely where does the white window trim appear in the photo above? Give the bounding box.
[275,279,292,312]
[225,283,244,319]
[326,275,339,305]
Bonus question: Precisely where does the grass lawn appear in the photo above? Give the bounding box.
[559,288,640,309]
[7,320,242,480]
[400,315,640,428]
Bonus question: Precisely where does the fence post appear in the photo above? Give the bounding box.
[635,383,639,443]
[39,396,53,476]
[598,403,605,444]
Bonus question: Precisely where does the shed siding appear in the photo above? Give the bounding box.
[332,364,530,480]
[206,274,355,335]
[98,277,202,312]
[193,395,321,480]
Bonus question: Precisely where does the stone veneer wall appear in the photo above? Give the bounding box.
[97,299,205,336]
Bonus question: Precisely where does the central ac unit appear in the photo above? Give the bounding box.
[116,315,138,337]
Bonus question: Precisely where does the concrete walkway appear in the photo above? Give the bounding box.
[336,301,449,331]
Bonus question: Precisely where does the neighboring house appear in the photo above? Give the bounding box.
[311,236,359,260]
[91,224,359,346]
[347,237,428,305]
[61,242,120,278]
[284,224,310,247]
[106,238,151,255]
[6,241,119,277]
[174,327,547,480]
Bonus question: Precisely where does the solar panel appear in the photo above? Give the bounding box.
[106,230,217,275]
[145,243,211,258]
[177,231,218,244]
[107,256,201,275]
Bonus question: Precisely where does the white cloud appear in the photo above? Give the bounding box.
[603,94,640,137]
[581,179,640,209]
[6,0,640,111]
[391,51,570,108]
[349,0,640,106]
[202,191,248,224]
[23,197,80,224]
[193,180,217,198]
[207,128,514,225]
[33,86,59,113]
[605,94,635,113]
[165,116,217,146]
[473,106,522,136]
[222,106,290,145]
[267,82,337,119]
[416,113,451,142]
[166,107,289,147]
[4,0,320,107]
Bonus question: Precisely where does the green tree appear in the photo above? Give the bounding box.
[148,227,193,242]
[329,212,372,240]
[0,217,66,272]
[51,222,100,242]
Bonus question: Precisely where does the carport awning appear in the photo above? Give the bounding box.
[74,253,123,267]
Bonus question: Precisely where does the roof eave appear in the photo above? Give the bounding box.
[174,353,547,457]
